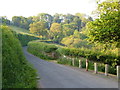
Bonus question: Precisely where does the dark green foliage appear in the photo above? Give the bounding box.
[16,33,40,46]
[2,25,37,88]
[12,16,33,30]
[27,41,60,60]
[57,57,72,66]
[0,17,10,25]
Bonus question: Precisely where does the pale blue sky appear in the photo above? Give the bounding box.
[0,0,101,20]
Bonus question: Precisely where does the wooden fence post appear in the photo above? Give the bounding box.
[94,63,98,74]
[86,59,88,71]
[79,60,82,68]
[72,58,75,66]
[117,65,120,81]
[105,64,109,76]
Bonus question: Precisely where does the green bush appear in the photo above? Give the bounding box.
[27,41,60,60]
[2,25,37,88]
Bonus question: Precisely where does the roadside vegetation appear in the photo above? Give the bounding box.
[27,40,118,75]
[2,25,37,88]
[27,41,60,60]
[1,0,119,87]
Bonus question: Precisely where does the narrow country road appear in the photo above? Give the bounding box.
[23,47,118,88]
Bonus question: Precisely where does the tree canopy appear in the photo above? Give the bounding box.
[86,0,120,48]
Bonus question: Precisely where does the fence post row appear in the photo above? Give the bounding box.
[94,63,98,74]
[63,54,120,80]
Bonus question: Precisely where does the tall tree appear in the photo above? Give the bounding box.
[86,0,120,64]
[49,23,63,43]
[33,13,53,29]
[29,21,47,37]
[87,0,120,45]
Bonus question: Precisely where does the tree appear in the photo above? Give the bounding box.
[33,13,53,29]
[73,16,81,31]
[49,23,63,43]
[87,0,120,46]
[62,24,74,36]
[12,16,32,29]
[53,13,63,23]
[29,21,47,37]
[0,16,10,25]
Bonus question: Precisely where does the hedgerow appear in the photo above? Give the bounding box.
[27,41,118,75]
[58,47,119,66]
[2,25,37,88]
[27,41,60,60]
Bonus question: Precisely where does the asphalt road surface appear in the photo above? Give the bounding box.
[23,47,118,88]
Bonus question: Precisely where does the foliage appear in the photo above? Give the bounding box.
[27,41,117,74]
[62,24,74,36]
[12,16,33,29]
[0,16,10,25]
[86,1,120,47]
[49,23,64,43]
[2,25,37,88]
[9,25,30,34]
[29,21,47,37]
[57,56,116,75]
[58,47,119,66]
[33,13,53,29]
[27,41,60,60]
[61,30,91,48]
[16,33,40,46]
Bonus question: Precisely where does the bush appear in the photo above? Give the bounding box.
[2,25,37,88]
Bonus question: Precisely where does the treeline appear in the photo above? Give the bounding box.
[0,13,93,44]
[0,13,92,30]
[2,25,37,88]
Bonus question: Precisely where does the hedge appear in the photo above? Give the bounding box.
[57,47,119,66]
[27,41,60,60]
[2,25,37,88]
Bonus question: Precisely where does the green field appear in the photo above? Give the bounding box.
[8,25,30,34]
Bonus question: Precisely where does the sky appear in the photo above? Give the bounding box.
[0,0,99,20]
